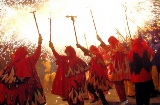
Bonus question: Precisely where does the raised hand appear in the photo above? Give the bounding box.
[49,41,54,49]
[76,43,81,48]
[38,34,42,44]
[96,34,102,42]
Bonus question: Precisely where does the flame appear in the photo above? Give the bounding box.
[0,0,157,56]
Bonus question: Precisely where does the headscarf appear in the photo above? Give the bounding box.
[65,46,76,58]
[14,46,28,62]
[13,46,31,78]
[108,36,119,46]
[89,45,99,54]
[131,38,145,57]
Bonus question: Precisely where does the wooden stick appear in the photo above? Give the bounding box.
[66,15,78,44]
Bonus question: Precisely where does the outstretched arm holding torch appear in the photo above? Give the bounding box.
[90,9,111,51]
[30,11,43,49]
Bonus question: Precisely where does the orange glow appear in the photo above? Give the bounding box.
[0,0,155,55]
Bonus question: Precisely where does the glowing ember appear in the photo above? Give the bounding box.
[0,0,158,57]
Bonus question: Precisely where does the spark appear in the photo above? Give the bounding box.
[0,0,158,59]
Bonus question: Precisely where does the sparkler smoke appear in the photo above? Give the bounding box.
[0,0,159,60]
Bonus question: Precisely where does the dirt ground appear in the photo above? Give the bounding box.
[43,81,160,105]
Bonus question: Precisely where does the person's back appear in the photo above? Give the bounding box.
[76,44,109,105]
[49,42,89,105]
[128,38,152,105]
[0,35,46,105]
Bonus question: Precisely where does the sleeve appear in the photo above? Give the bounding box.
[100,40,107,48]
[50,47,60,59]
[78,45,90,56]
[28,45,41,66]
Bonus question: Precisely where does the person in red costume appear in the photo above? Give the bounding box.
[49,41,89,105]
[128,38,154,105]
[0,35,46,105]
[97,35,130,105]
[76,43,109,105]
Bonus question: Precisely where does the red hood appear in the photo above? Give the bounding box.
[14,46,28,62]
[108,36,119,46]
[65,46,76,58]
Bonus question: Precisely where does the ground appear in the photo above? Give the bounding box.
[44,84,160,105]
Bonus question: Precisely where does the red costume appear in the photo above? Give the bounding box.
[128,38,153,105]
[88,45,109,91]
[76,44,109,105]
[107,36,130,81]
[50,44,89,105]
[105,36,130,103]
[128,38,153,83]
[0,45,46,105]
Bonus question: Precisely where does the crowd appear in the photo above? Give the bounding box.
[0,19,160,105]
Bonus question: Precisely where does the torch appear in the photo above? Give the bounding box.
[90,9,98,35]
[30,11,40,36]
[90,9,103,43]
[66,15,78,44]
[84,33,88,49]
[49,13,52,42]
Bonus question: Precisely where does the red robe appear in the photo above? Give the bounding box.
[88,45,109,91]
[51,46,89,105]
[107,42,131,81]
[128,38,152,83]
[0,45,46,105]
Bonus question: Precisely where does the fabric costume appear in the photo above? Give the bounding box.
[121,42,135,97]
[152,48,160,93]
[50,45,89,105]
[128,38,153,105]
[42,55,51,90]
[0,45,46,105]
[100,36,130,103]
[121,41,135,97]
[124,80,135,97]
[100,40,135,97]
[141,38,158,97]
[77,44,109,105]
[150,64,159,97]
[148,24,160,94]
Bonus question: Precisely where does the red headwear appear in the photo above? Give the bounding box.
[89,45,99,53]
[65,46,76,57]
[132,38,145,57]
[14,46,28,62]
[108,36,119,46]
[13,46,30,78]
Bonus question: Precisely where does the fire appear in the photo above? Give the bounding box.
[0,0,157,56]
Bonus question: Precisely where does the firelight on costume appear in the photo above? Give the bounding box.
[0,36,46,105]
[49,42,89,105]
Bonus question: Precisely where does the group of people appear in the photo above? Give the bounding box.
[0,24,160,105]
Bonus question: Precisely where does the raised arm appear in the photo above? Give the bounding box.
[49,41,60,59]
[76,43,90,56]
[97,34,107,48]
[29,34,42,65]
[97,34,111,51]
